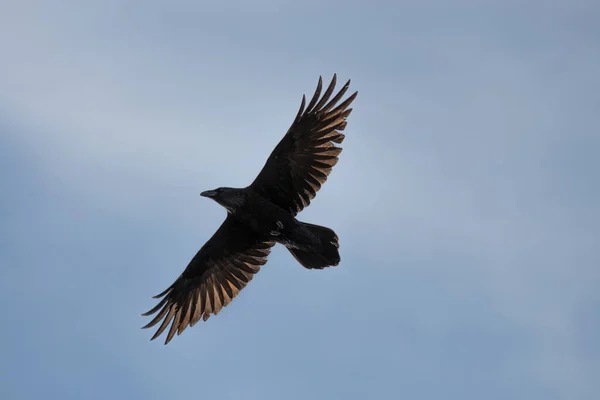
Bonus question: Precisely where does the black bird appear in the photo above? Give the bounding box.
[142,75,358,344]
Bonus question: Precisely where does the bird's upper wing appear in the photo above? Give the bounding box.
[142,215,275,344]
[249,74,358,216]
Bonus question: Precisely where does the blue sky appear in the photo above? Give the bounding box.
[1,1,599,399]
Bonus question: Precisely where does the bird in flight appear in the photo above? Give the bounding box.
[142,74,358,344]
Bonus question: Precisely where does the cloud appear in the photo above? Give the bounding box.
[1,2,599,399]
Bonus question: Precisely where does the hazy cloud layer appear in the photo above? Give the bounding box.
[1,2,598,399]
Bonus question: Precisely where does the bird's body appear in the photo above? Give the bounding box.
[143,74,357,344]
[224,188,300,238]
[202,186,341,267]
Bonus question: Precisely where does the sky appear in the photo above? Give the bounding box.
[1,1,599,399]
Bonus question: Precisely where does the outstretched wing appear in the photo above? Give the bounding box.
[250,74,358,216]
[142,215,275,344]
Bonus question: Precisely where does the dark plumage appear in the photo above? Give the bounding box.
[142,74,358,344]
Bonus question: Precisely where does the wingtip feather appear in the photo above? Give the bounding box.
[152,286,172,299]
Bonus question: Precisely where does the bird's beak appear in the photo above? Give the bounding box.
[200,190,217,198]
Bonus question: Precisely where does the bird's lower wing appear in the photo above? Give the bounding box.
[142,215,275,344]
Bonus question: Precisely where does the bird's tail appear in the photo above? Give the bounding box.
[287,222,340,269]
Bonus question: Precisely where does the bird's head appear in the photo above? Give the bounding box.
[200,187,244,212]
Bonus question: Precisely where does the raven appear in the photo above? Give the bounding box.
[142,75,358,344]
